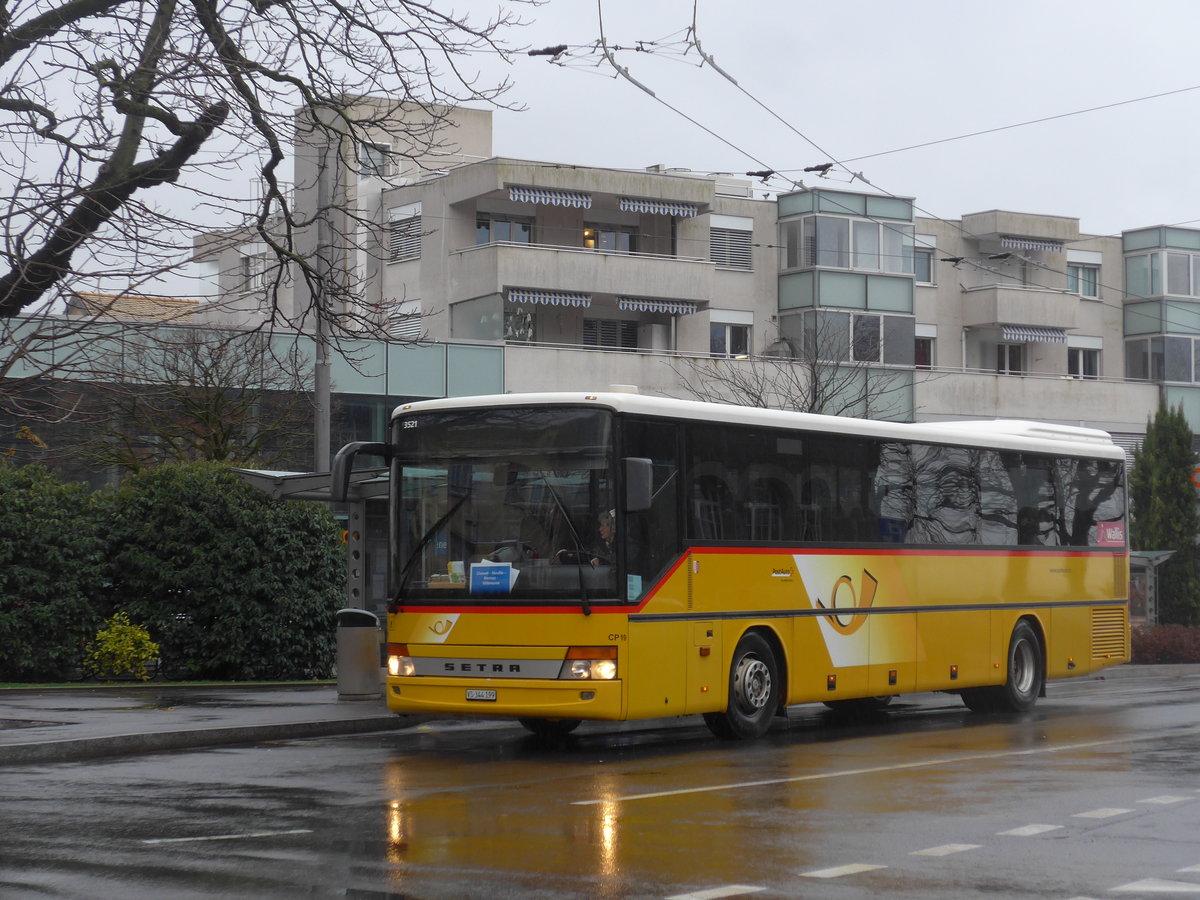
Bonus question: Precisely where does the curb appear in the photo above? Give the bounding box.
[0,715,415,766]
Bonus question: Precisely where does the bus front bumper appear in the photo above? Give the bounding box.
[385,676,625,721]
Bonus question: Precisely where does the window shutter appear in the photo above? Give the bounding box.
[389,216,421,261]
[710,228,753,270]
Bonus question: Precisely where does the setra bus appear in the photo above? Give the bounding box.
[333,390,1129,740]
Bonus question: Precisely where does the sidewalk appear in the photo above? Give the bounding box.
[0,681,414,766]
[3,664,1196,767]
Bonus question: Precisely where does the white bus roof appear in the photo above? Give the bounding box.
[393,392,1126,461]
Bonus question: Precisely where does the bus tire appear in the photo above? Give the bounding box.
[961,620,1043,714]
[518,717,581,738]
[703,632,779,740]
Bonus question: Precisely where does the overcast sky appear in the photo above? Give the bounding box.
[479,0,1200,238]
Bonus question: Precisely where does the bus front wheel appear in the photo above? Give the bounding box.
[704,632,780,740]
[961,620,1044,713]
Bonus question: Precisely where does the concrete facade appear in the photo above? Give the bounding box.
[187,102,1194,450]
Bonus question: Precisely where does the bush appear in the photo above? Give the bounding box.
[103,463,343,680]
[0,462,106,680]
[1131,624,1200,664]
[84,612,160,681]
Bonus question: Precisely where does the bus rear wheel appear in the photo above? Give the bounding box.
[518,717,581,738]
[961,620,1044,713]
[704,632,779,740]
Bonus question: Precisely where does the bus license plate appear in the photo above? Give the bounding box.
[466,689,497,702]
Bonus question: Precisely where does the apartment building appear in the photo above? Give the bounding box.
[190,101,1179,452]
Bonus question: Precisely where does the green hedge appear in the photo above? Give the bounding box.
[0,461,344,681]
[0,464,106,680]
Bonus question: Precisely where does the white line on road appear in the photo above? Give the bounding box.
[911,843,981,856]
[997,824,1064,837]
[800,863,886,879]
[1141,795,1193,804]
[1111,878,1200,893]
[571,730,1193,806]
[1072,808,1133,819]
[665,886,765,900]
[141,829,313,845]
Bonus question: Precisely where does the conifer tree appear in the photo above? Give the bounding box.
[1130,400,1200,625]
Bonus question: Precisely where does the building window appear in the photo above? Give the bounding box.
[1067,347,1099,379]
[1067,263,1099,298]
[505,307,537,342]
[710,323,750,357]
[710,228,753,270]
[996,343,1025,375]
[358,142,392,178]
[583,318,638,350]
[477,215,532,245]
[389,216,421,261]
[240,250,270,291]
[583,224,637,253]
[852,314,881,362]
[780,216,914,274]
[915,337,933,370]
[914,248,934,284]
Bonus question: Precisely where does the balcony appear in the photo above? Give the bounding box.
[447,241,714,305]
[960,284,1079,331]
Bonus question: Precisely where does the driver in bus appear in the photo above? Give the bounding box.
[556,510,614,567]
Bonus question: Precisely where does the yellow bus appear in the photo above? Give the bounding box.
[333,390,1129,740]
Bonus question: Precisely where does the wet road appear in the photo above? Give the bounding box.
[5,668,1200,898]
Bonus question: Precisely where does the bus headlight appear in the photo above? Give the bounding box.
[558,647,618,680]
[387,643,415,677]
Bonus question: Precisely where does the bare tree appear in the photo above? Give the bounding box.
[0,0,532,324]
[670,317,917,420]
[73,326,314,471]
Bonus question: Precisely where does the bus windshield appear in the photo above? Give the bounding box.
[391,406,616,605]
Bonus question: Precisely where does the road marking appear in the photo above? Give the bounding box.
[141,829,312,845]
[1111,878,1200,893]
[571,731,1191,806]
[1072,807,1132,819]
[801,863,886,879]
[1179,865,1200,873]
[998,824,1063,836]
[911,843,981,856]
[665,887,765,900]
[1141,795,1192,805]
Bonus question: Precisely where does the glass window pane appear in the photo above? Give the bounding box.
[1166,336,1191,382]
[1168,253,1191,295]
[853,220,879,269]
[513,221,531,243]
[1125,339,1148,379]
[815,217,849,267]
[476,219,490,245]
[882,316,915,365]
[729,325,749,356]
[881,224,913,274]
[914,249,932,283]
[783,221,802,269]
[1125,255,1151,297]
[852,315,881,362]
[710,323,727,356]
[493,220,511,242]
[1150,336,1165,380]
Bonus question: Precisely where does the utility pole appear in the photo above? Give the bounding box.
[314,139,333,471]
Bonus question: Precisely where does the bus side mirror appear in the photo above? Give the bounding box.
[331,441,390,502]
[623,457,653,513]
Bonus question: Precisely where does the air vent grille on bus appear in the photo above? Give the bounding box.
[1091,607,1128,660]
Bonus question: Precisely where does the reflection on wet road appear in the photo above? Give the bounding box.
[6,668,1200,899]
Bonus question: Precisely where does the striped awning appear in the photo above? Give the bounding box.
[618,197,699,217]
[508,186,591,208]
[617,297,697,315]
[1000,236,1064,253]
[507,288,591,308]
[1002,325,1067,344]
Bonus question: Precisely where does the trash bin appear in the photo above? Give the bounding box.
[335,608,382,701]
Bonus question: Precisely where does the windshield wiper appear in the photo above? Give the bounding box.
[536,470,592,616]
[389,491,471,611]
